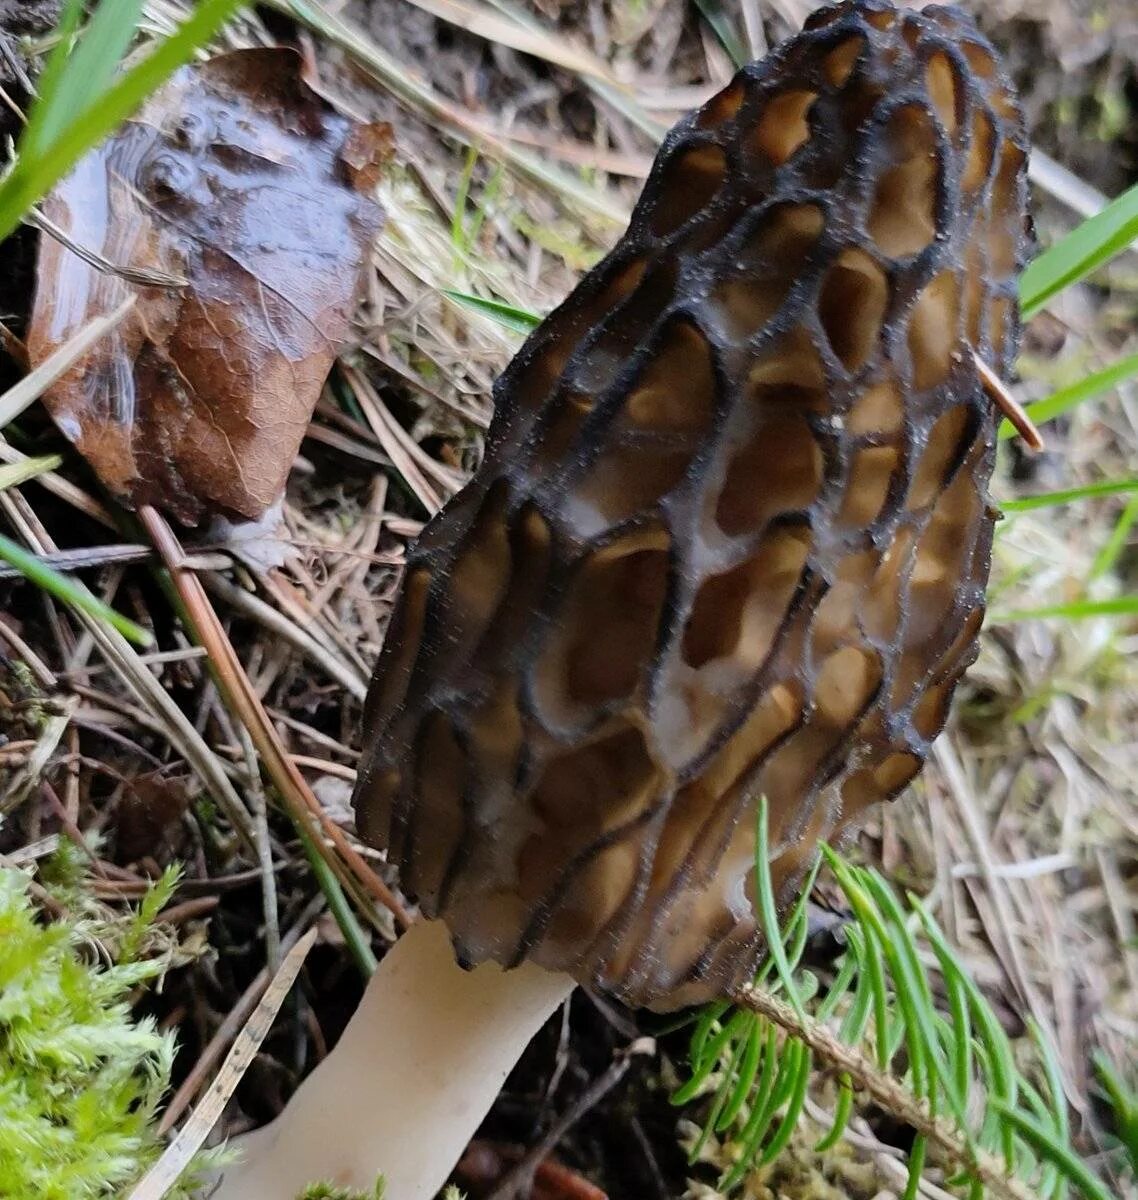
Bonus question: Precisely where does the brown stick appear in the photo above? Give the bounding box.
[973,351,1045,452]
[137,505,411,930]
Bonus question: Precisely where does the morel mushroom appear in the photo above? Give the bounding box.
[216,3,1032,1196]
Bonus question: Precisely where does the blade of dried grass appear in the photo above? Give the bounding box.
[0,613,57,687]
[402,0,616,84]
[138,505,411,929]
[0,453,62,492]
[158,895,325,1134]
[1028,150,1109,221]
[341,363,460,510]
[27,207,188,288]
[204,572,368,702]
[265,0,629,224]
[127,926,319,1200]
[932,739,1062,1085]
[462,0,668,140]
[0,541,157,580]
[360,345,491,429]
[0,295,135,429]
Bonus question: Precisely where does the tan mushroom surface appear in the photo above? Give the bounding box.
[354,0,1033,1009]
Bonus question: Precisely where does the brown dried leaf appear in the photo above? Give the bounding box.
[28,48,391,524]
[115,770,193,863]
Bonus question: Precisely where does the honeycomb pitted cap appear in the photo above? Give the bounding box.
[353,0,1032,1009]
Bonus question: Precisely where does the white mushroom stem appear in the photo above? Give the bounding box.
[213,918,575,1200]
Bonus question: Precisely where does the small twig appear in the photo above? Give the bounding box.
[0,541,154,579]
[0,31,34,98]
[138,505,411,930]
[127,927,319,1200]
[973,351,1045,451]
[27,208,190,288]
[731,983,1037,1200]
[484,1039,653,1200]
[204,572,368,702]
[159,895,221,925]
[1,495,259,848]
[39,778,106,873]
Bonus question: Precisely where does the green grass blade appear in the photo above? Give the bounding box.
[821,850,891,1071]
[25,0,147,160]
[918,904,1019,1167]
[1031,1020,1070,1143]
[466,163,503,251]
[782,856,823,977]
[718,1015,764,1130]
[992,596,1138,623]
[862,874,966,1127]
[724,1036,804,1188]
[0,454,63,492]
[1090,492,1138,581]
[441,289,542,334]
[22,0,85,157]
[451,146,478,252]
[688,1000,732,1066]
[998,351,1138,441]
[903,1134,928,1200]
[758,1044,812,1167]
[1029,1022,1071,1200]
[994,1104,1114,1200]
[701,1033,747,1151]
[936,924,974,1108]
[1020,181,1138,318]
[836,958,874,1044]
[1000,477,1138,513]
[754,797,806,1020]
[815,1076,853,1152]
[0,531,153,646]
[1093,1053,1138,1175]
[727,1021,780,1160]
[693,0,748,68]
[816,947,859,1023]
[845,873,929,1108]
[674,1009,749,1106]
[0,0,248,242]
[294,812,376,978]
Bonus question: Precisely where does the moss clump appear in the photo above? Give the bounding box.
[0,862,198,1199]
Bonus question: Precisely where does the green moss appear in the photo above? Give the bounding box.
[0,863,202,1199]
[298,1179,386,1200]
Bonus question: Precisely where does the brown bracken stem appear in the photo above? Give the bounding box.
[137,505,411,930]
[731,982,1037,1200]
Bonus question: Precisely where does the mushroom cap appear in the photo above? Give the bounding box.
[353,0,1032,1009]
